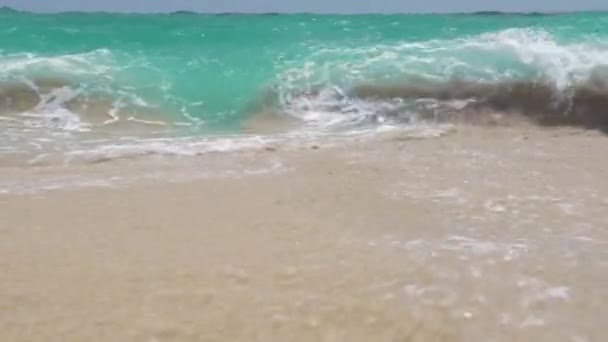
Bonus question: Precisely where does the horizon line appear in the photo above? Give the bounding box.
[1,6,607,15]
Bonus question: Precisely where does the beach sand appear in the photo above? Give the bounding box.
[1,125,607,341]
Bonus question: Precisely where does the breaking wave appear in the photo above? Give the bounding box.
[1,11,608,166]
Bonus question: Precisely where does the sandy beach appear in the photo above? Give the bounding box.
[1,125,607,341]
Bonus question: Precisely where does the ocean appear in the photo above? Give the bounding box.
[1,9,608,166]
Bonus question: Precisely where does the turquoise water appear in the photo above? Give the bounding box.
[1,9,608,162]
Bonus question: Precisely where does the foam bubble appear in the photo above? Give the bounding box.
[0,49,113,77]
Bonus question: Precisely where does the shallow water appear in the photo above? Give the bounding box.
[1,127,607,341]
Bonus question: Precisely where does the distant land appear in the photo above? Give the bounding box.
[0,6,605,15]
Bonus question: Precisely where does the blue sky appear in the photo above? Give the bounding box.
[2,0,607,13]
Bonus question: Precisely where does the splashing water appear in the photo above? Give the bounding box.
[1,9,608,164]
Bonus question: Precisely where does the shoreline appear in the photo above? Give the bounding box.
[1,125,607,341]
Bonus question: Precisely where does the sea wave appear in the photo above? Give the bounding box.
[268,28,608,130]
[1,24,608,166]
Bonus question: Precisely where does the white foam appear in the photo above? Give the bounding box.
[16,85,91,132]
[401,235,531,261]
[62,135,280,164]
[273,27,608,130]
[0,49,113,77]
[104,102,121,124]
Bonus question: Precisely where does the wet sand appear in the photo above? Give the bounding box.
[1,126,607,341]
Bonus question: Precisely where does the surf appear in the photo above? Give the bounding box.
[1,11,608,165]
